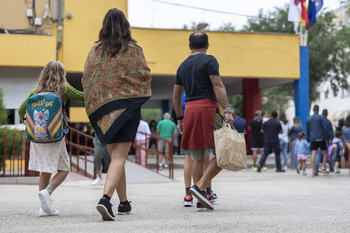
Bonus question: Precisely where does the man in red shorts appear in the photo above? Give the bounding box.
[173,31,234,210]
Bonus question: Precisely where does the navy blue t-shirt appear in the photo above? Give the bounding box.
[262,118,282,143]
[175,53,219,101]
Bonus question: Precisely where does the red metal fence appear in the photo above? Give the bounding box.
[0,130,38,177]
[0,126,174,179]
[132,132,174,179]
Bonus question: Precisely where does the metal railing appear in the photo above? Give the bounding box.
[67,126,95,179]
[0,126,174,179]
[132,132,174,179]
[0,130,38,177]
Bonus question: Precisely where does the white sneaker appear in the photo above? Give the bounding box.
[38,207,60,217]
[91,178,105,186]
[164,164,169,169]
[335,168,341,174]
[284,166,288,171]
[38,189,52,214]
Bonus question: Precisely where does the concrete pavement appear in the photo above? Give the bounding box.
[1,156,350,233]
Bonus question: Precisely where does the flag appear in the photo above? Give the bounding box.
[308,0,323,28]
[300,0,309,29]
[288,0,301,32]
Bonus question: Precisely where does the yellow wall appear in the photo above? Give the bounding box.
[133,28,300,79]
[0,0,53,35]
[62,0,128,72]
[0,0,299,79]
[69,107,89,123]
[0,34,56,67]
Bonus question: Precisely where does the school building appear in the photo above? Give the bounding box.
[0,0,308,131]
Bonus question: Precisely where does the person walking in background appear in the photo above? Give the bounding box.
[342,115,350,170]
[248,110,265,171]
[336,118,344,134]
[278,112,289,170]
[173,31,234,210]
[232,109,246,133]
[18,61,84,217]
[148,120,158,153]
[82,8,152,221]
[134,116,151,167]
[315,109,334,172]
[295,132,309,176]
[92,135,111,186]
[156,112,177,169]
[306,105,329,177]
[257,111,285,173]
[289,117,302,169]
[332,131,344,174]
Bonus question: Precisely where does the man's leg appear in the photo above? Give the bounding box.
[257,143,270,172]
[189,149,214,210]
[315,148,322,171]
[273,142,282,171]
[311,149,317,174]
[252,150,257,168]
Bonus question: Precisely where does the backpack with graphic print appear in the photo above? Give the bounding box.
[25,92,68,143]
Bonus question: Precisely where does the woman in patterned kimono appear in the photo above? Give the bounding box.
[82,8,152,221]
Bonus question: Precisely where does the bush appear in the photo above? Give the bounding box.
[0,88,7,125]
[0,127,26,170]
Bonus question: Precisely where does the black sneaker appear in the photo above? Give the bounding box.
[183,195,193,207]
[189,185,214,210]
[96,197,115,221]
[118,200,132,215]
[276,169,286,172]
[196,202,207,212]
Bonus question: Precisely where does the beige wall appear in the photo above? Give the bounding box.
[0,0,54,35]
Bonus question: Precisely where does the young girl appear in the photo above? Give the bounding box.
[295,132,310,175]
[18,61,84,217]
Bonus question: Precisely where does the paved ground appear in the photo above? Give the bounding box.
[1,156,350,233]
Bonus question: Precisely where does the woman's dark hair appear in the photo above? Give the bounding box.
[96,8,136,57]
[149,120,157,128]
[279,112,288,124]
[189,31,208,49]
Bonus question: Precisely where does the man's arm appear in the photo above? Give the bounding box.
[173,84,184,134]
[209,75,234,124]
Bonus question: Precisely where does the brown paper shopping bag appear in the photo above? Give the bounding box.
[214,125,247,171]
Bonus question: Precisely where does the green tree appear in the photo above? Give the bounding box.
[241,5,350,105]
[0,89,8,125]
[218,22,235,32]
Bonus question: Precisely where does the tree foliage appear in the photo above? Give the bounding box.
[241,5,350,104]
[0,89,8,125]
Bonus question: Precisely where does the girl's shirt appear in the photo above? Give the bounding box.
[18,84,84,123]
[342,126,350,142]
[295,139,309,155]
[332,137,344,155]
[278,122,289,143]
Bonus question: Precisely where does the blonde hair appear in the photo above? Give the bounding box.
[35,61,68,95]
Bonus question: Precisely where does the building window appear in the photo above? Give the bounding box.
[7,109,15,124]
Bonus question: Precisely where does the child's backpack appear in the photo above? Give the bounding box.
[25,92,68,143]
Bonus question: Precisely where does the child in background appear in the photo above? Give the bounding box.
[18,61,84,217]
[332,131,344,174]
[295,132,310,175]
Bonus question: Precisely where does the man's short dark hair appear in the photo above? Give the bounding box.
[313,105,319,113]
[189,31,208,49]
[271,111,278,118]
[235,109,242,116]
[322,109,328,117]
